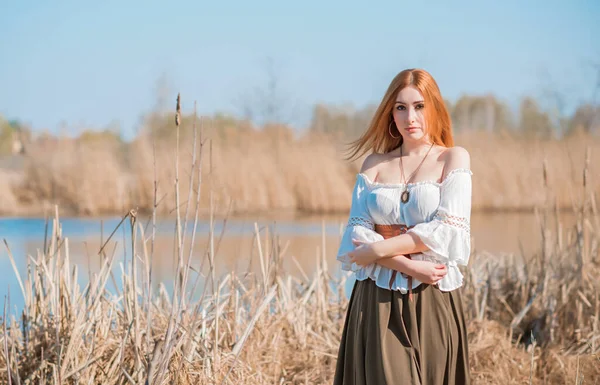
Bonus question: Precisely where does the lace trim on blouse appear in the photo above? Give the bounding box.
[434,211,470,233]
[347,217,374,230]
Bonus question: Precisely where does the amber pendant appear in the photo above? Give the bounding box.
[401,189,410,203]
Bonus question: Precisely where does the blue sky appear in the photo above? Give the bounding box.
[1,0,598,138]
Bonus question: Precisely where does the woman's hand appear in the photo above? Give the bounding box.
[405,260,448,285]
[347,239,379,266]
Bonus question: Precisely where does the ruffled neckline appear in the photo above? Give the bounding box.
[358,168,472,189]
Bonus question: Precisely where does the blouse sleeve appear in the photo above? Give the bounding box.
[336,174,384,271]
[407,168,473,266]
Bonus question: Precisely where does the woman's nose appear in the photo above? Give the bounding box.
[406,108,416,123]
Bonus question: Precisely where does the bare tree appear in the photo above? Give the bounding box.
[235,56,298,128]
[536,57,600,137]
[519,97,555,139]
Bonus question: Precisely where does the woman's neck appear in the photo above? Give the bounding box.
[400,139,434,156]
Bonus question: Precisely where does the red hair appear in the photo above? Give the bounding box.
[346,68,454,161]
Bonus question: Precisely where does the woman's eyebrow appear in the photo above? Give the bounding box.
[395,100,425,104]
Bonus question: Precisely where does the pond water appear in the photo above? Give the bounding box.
[0,210,575,311]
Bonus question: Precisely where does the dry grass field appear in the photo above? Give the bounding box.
[1,121,599,219]
[1,109,599,383]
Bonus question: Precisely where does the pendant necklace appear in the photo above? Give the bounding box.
[399,143,435,204]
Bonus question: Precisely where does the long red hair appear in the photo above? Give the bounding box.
[346,68,454,161]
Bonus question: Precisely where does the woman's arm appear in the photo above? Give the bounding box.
[370,232,429,259]
[337,153,387,269]
[349,228,428,265]
[377,255,448,285]
[376,254,413,273]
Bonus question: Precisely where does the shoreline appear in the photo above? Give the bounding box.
[0,204,588,220]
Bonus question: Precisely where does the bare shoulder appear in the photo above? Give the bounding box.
[359,152,386,180]
[441,146,471,173]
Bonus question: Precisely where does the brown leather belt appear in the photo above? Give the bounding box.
[374,224,414,300]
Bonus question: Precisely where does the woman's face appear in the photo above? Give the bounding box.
[392,86,428,142]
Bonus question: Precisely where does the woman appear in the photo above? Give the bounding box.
[334,68,471,385]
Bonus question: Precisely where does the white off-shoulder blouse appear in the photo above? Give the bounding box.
[336,168,473,292]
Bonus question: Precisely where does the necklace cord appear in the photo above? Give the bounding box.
[399,143,435,185]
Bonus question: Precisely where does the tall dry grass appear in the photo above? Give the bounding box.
[1,115,599,216]
[2,204,599,384]
[1,104,599,384]
[463,130,600,212]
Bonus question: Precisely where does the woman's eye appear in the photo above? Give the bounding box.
[396,105,405,111]
[416,104,425,109]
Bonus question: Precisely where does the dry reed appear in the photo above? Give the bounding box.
[1,117,599,217]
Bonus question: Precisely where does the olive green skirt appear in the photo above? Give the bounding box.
[333,278,470,385]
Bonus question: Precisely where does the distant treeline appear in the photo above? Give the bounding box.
[308,95,600,140]
[1,94,600,156]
